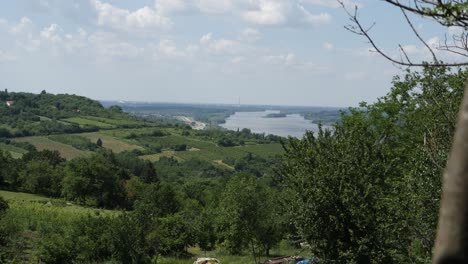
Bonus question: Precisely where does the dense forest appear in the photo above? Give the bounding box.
[0,67,466,263]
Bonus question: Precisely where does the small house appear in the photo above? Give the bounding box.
[6,101,14,107]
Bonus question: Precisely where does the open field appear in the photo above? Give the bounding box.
[9,125,283,164]
[62,117,116,129]
[0,190,117,216]
[81,132,144,153]
[0,142,27,158]
[13,136,91,159]
[83,116,146,127]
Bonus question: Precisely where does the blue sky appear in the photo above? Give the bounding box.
[0,0,462,107]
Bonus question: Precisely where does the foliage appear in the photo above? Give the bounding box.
[62,153,127,208]
[282,67,467,263]
[48,134,99,151]
[218,173,283,257]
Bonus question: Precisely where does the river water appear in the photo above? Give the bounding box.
[220,110,327,138]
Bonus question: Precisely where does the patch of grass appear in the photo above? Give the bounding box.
[62,117,115,129]
[83,116,145,127]
[48,134,99,151]
[0,190,49,202]
[81,132,144,153]
[0,190,118,217]
[0,142,27,158]
[101,127,167,138]
[140,151,183,162]
[13,136,91,160]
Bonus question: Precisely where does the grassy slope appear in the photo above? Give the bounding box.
[13,136,92,160]
[62,117,116,129]
[12,131,283,165]
[81,132,144,153]
[0,190,116,216]
[0,143,28,158]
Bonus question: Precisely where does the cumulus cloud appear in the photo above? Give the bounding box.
[91,0,171,32]
[264,53,296,65]
[301,0,360,8]
[242,0,332,27]
[155,0,332,27]
[40,24,62,43]
[157,39,189,58]
[240,28,261,42]
[299,7,332,26]
[155,0,235,15]
[243,0,288,25]
[200,33,241,54]
[10,17,34,34]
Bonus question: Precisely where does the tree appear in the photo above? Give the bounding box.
[96,138,103,147]
[18,160,62,196]
[283,67,467,262]
[62,154,126,208]
[140,161,159,184]
[338,1,468,262]
[0,150,15,186]
[218,173,283,260]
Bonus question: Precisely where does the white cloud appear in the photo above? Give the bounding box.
[265,53,296,65]
[200,33,241,54]
[10,17,33,34]
[300,8,332,26]
[240,28,261,42]
[302,0,360,8]
[155,0,332,28]
[243,0,288,25]
[264,52,329,72]
[88,32,142,58]
[4,17,42,52]
[242,0,332,27]
[155,0,192,14]
[157,39,185,57]
[323,42,334,51]
[197,0,234,14]
[91,0,171,32]
[155,0,235,15]
[0,50,16,62]
[40,24,62,43]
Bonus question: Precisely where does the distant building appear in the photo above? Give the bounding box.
[6,101,14,107]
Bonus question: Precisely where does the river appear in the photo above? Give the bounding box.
[220,110,328,138]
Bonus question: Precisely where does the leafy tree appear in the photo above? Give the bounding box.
[96,138,103,147]
[0,150,16,186]
[62,154,126,208]
[18,160,62,196]
[140,161,159,184]
[282,67,467,263]
[218,173,283,259]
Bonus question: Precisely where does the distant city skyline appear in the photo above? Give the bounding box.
[0,0,462,107]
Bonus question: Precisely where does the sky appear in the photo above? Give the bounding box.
[0,0,463,107]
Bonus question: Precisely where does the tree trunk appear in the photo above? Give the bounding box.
[434,82,468,264]
[251,240,257,264]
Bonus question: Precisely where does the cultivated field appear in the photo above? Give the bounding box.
[13,136,91,159]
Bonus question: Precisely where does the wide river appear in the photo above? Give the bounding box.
[220,110,327,138]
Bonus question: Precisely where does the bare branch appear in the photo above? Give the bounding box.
[401,9,439,63]
[337,0,468,67]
